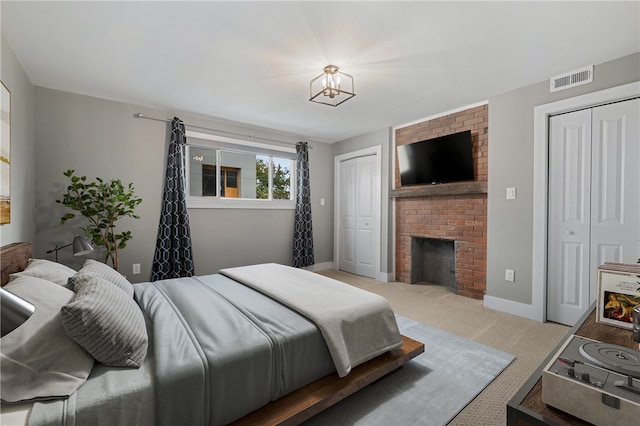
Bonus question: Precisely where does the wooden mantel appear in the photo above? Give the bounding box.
[390,181,487,198]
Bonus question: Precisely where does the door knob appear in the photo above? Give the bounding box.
[566,230,575,235]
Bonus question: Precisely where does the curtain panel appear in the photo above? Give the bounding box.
[151,117,195,281]
[293,142,314,267]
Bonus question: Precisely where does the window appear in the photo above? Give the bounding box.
[186,131,295,209]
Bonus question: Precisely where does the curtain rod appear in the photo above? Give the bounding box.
[133,113,311,148]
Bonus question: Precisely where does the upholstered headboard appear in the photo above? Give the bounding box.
[1,242,33,286]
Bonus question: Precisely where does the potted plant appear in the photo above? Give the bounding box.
[57,169,142,271]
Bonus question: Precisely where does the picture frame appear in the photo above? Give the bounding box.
[1,80,10,224]
[596,268,640,329]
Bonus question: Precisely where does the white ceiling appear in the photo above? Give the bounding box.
[2,1,639,143]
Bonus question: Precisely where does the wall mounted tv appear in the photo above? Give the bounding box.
[397,130,474,186]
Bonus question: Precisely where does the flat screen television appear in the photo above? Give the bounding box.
[397,130,474,186]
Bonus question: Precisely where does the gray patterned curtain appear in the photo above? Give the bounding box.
[293,142,314,267]
[151,117,195,281]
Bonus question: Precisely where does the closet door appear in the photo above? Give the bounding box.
[548,98,640,326]
[589,99,640,294]
[547,109,592,326]
[338,154,380,279]
[340,158,357,274]
[354,155,377,278]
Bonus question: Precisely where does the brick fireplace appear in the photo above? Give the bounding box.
[393,105,488,299]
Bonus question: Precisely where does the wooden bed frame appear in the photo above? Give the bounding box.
[1,242,424,426]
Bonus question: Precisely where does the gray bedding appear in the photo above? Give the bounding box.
[28,273,335,426]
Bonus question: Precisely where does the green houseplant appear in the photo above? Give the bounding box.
[57,169,142,271]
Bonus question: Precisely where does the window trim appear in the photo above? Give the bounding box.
[185,131,296,210]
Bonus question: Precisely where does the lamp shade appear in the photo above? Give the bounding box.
[72,235,94,256]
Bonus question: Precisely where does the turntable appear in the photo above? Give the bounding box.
[542,335,640,425]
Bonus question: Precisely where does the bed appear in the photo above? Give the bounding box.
[1,242,424,425]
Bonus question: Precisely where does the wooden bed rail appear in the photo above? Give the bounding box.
[232,335,424,425]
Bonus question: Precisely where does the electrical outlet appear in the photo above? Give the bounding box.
[133,263,141,275]
[505,269,515,282]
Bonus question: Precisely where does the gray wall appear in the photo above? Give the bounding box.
[33,87,334,280]
[486,52,640,305]
[0,34,36,246]
[333,127,394,275]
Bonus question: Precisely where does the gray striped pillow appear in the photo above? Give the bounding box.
[69,259,133,298]
[61,273,148,368]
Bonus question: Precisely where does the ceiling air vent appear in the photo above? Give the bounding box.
[550,65,593,93]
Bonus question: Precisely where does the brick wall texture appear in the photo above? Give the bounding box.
[395,104,488,299]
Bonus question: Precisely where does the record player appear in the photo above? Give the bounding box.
[542,335,640,425]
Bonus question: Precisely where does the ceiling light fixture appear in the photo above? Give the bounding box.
[309,65,355,107]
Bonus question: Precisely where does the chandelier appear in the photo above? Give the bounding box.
[309,65,356,107]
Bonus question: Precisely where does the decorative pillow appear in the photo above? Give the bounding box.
[69,259,133,298]
[1,276,94,403]
[61,273,148,368]
[10,258,76,287]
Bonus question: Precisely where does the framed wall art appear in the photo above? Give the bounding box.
[0,81,10,224]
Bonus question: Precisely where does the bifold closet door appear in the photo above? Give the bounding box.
[547,98,639,326]
[339,155,379,279]
[547,109,592,326]
[340,159,357,275]
[589,99,640,292]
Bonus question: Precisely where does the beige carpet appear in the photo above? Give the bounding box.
[318,270,569,426]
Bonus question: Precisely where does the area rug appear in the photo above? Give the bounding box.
[303,315,515,426]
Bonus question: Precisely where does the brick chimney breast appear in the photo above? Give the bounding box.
[394,105,488,299]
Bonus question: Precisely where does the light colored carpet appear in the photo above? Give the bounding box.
[304,315,515,426]
[318,270,569,426]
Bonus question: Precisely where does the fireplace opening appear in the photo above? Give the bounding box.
[410,237,457,289]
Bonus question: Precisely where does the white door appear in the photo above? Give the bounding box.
[548,99,640,325]
[589,100,640,290]
[340,159,357,274]
[339,155,379,279]
[548,109,592,325]
[354,155,377,278]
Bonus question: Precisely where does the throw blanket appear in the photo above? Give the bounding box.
[220,264,403,377]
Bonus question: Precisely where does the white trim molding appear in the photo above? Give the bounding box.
[309,261,335,272]
[484,295,543,322]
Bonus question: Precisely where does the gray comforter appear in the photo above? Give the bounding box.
[29,274,335,426]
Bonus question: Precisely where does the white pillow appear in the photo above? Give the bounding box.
[10,258,76,287]
[1,275,94,403]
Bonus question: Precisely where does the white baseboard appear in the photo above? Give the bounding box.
[310,263,393,283]
[310,261,335,272]
[483,295,544,323]
[376,272,393,283]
